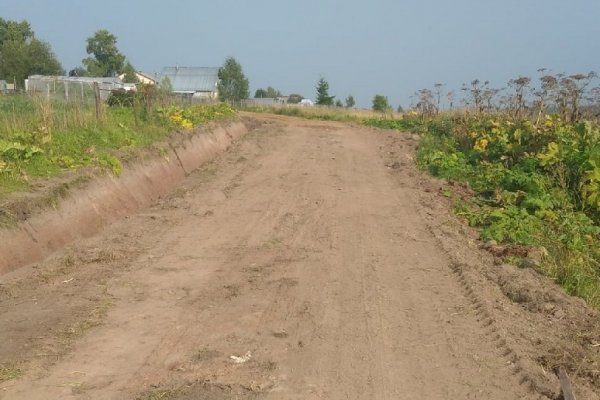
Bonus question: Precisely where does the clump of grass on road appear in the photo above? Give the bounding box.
[0,362,22,383]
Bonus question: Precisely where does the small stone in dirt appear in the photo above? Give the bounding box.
[386,162,401,170]
[273,329,288,338]
[542,303,556,313]
[553,308,566,319]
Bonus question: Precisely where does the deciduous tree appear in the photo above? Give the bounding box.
[217,57,250,102]
[345,95,355,108]
[372,94,390,112]
[0,18,33,43]
[0,18,63,87]
[82,29,126,77]
[254,86,282,98]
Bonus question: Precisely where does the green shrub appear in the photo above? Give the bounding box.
[107,89,138,107]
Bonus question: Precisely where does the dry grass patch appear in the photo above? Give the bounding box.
[0,363,23,383]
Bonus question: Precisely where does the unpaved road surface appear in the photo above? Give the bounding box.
[1,115,599,399]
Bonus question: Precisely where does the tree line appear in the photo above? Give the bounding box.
[0,18,140,88]
[250,76,394,111]
[315,77,393,111]
[2,17,395,109]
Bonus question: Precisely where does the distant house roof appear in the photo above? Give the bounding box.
[137,71,160,84]
[117,71,160,85]
[160,66,219,93]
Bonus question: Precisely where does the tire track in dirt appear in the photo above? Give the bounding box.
[384,134,550,397]
[381,130,600,400]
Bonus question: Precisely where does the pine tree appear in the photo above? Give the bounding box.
[315,78,335,106]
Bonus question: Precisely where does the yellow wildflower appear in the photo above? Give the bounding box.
[473,138,489,152]
[180,119,193,129]
[169,112,183,125]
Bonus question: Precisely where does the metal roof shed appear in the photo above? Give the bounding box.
[160,67,219,99]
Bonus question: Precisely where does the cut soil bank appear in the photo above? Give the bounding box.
[0,118,256,275]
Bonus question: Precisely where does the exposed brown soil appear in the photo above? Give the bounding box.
[0,114,598,399]
[0,118,251,275]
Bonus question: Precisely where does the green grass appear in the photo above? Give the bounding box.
[241,104,404,123]
[241,104,424,132]
[0,96,236,197]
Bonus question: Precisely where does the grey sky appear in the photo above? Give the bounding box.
[3,0,600,108]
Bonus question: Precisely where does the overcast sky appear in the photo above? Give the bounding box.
[3,0,600,108]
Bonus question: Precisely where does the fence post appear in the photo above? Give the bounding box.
[94,82,102,121]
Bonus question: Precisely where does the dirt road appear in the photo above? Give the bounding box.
[1,115,598,399]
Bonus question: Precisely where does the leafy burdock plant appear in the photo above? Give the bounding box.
[413,112,600,309]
